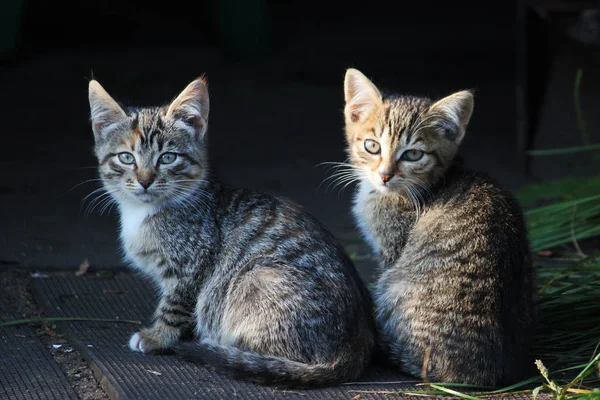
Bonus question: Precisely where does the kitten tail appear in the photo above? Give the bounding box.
[172,338,364,388]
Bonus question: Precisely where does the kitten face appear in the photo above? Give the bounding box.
[89,78,210,207]
[343,69,473,196]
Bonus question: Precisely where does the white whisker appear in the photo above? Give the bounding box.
[318,159,364,194]
[326,174,359,193]
[61,178,104,197]
[404,184,421,220]
[82,185,120,218]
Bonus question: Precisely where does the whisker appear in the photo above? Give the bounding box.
[404,177,432,202]
[327,171,364,195]
[63,166,100,171]
[169,185,210,213]
[318,160,363,192]
[170,190,204,215]
[168,181,212,203]
[82,186,120,217]
[60,178,104,197]
[169,179,210,184]
[404,184,420,220]
[315,159,362,176]
[325,174,359,193]
[84,191,114,217]
[98,196,118,216]
[314,158,353,168]
[404,182,428,221]
[321,169,360,184]
[338,177,362,196]
[82,186,110,203]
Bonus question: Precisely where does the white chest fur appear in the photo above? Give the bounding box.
[118,200,158,270]
[352,181,380,254]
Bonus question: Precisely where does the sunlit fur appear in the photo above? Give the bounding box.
[343,69,473,209]
[88,77,375,388]
[341,69,537,386]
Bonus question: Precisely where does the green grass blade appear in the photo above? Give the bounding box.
[568,353,600,386]
[428,384,484,399]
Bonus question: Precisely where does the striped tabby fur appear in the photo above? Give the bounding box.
[340,69,537,386]
[88,77,376,387]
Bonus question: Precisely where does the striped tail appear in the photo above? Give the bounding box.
[172,338,366,388]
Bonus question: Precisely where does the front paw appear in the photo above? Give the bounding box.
[129,328,175,354]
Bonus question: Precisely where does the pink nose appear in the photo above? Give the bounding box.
[138,178,154,190]
[379,172,393,183]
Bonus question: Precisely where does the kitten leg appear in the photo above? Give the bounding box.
[130,283,194,353]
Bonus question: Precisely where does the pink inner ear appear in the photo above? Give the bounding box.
[191,116,205,131]
[350,109,362,123]
[348,103,368,123]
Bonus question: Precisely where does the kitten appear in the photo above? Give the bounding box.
[340,68,537,386]
[87,77,376,387]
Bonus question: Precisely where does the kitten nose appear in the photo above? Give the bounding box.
[379,172,393,183]
[138,178,154,190]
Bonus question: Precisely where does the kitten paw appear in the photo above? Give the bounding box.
[129,332,144,352]
[128,328,176,353]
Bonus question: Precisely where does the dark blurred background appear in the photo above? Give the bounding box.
[1,0,599,277]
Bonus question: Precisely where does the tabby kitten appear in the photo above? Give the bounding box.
[88,77,375,387]
[341,68,536,386]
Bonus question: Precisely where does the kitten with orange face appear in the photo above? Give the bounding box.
[339,68,537,386]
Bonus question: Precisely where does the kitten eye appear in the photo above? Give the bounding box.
[159,152,177,165]
[117,152,135,165]
[364,139,381,155]
[401,149,424,162]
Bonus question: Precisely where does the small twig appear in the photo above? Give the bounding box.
[271,389,306,396]
[588,341,600,365]
[580,341,600,389]
[0,317,142,328]
[342,380,421,386]
[348,390,407,395]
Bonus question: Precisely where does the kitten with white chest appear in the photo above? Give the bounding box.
[339,68,537,386]
[88,77,376,387]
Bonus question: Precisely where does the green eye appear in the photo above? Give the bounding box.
[401,149,424,162]
[364,139,381,155]
[118,152,135,165]
[159,152,177,165]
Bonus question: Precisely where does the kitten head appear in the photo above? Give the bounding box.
[343,68,473,196]
[88,77,210,206]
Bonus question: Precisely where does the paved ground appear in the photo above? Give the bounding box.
[0,270,108,400]
[2,269,549,400]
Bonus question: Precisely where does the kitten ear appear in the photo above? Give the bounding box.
[88,80,128,139]
[429,90,474,142]
[166,77,210,138]
[344,68,383,123]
